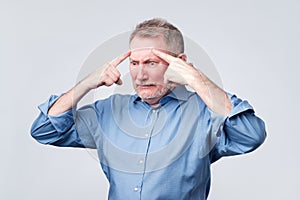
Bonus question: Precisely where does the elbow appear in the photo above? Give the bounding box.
[229,117,267,154]
[30,128,57,145]
[250,129,266,151]
[30,118,57,145]
[245,120,267,153]
[242,111,267,152]
[254,117,267,145]
[30,120,40,141]
[30,123,47,145]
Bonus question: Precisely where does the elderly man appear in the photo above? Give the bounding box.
[31,18,266,200]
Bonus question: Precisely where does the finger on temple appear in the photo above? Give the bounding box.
[151,49,175,63]
[111,51,131,67]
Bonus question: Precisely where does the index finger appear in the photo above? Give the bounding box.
[151,49,177,63]
[110,51,131,67]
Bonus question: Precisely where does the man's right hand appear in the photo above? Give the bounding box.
[48,51,130,115]
[82,51,131,89]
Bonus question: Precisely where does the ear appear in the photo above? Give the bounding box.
[177,53,187,62]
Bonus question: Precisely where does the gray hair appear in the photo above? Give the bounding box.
[129,18,184,54]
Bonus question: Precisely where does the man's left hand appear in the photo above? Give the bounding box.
[152,49,200,88]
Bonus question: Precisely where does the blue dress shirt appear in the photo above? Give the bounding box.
[31,85,266,200]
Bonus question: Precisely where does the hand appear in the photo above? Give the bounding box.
[83,51,131,89]
[153,49,232,115]
[152,49,200,88]
[48,51,130,115]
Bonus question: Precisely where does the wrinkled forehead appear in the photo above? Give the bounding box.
[130,47,178,61]
[129,37,176,60]
[130,36,167,51]
[130,48,155,60]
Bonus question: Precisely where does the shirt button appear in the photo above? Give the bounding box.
[139,159,144,164]
[145,133,149,137]
[134,186,139,192]
[152,109,156,113]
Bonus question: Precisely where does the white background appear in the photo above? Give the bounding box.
[1,0,299,199]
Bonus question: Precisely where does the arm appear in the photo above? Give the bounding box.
[152,49,231,116]
[152,49,266,157]
[210,94,266,162]
[31,51,130,147]
[48,51,130,115]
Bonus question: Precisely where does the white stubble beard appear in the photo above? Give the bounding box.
[135,82,173,101]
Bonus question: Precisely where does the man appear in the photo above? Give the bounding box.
[31,18,266,200]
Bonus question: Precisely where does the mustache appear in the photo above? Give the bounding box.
[135,81,160,86]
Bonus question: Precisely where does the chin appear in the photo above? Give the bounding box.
[138,90,168,100]
[139,93,159,100]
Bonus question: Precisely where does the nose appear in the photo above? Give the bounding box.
[136,64,148,81]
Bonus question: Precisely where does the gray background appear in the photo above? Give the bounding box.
[1,0,299,199]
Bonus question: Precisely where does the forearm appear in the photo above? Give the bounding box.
[189,71,232,116]
[48,80,91,115]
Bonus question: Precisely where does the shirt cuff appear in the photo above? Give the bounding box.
[38,94,74,133]
[227,93,254,118]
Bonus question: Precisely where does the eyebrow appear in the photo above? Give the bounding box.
[130,48,179,57]
[129,57,160,63]
[129,56,160,60]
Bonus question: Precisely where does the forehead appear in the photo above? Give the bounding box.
[130,36,167,50]
[130,48,163,61]
[130,37,168,60]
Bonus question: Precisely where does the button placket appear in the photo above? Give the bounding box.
[149,108,159,137]
[137,107,160,197]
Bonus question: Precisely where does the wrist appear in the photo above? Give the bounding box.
[187,70,203,89]
[78,78,94,92]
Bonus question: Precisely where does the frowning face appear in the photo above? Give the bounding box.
[129,36,171,105]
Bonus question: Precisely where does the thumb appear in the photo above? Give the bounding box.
[115,78,123,85]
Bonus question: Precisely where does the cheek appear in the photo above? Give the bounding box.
[129,68,137,80]
[149,67,167,81]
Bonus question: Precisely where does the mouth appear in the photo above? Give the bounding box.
[136,84,155,89]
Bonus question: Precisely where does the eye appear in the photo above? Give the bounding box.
[149,61,156,66]
[131,61,138,66]
[146,61,159,68]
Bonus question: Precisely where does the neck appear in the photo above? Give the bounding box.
[142,97,161,108]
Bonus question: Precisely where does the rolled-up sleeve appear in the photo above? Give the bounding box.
[30,95,96,148]
[211,94,266,162]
